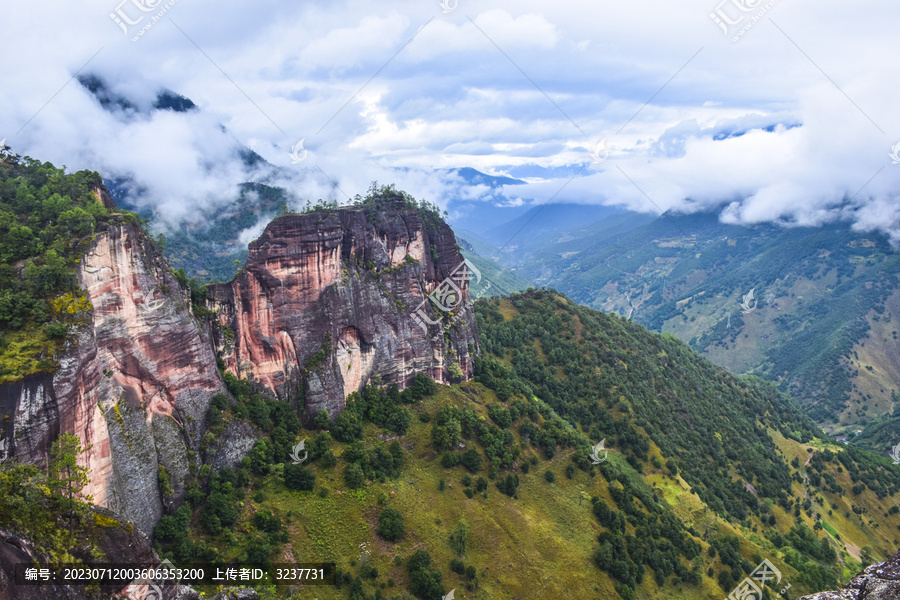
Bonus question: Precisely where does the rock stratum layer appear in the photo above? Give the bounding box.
[1,196,477,534]
[1,219,224,534]
[206,206,478,418]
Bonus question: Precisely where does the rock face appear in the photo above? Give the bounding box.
[206,206,478,418]
[0,507,164,600]
[0,197,477,537]
[798,551,900,600]
[0,220,225,534]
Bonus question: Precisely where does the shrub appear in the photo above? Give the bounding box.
[450,558,465,574]
[360,564,378,579]
[544,470,556,483]
[432,418,461,451]
[200,489,238,534]
[497,474,519,497]
[44,321,67,338]
[314,409,330,429]
[206,406,224,429]
[245,537,272,569]
[319,450,337,469]
[248,439,272,474]
[211,393,229,410]
[333,411,363,442]
[404,372,437,402]
[378,507,406,542]
[488,404,512,428]
[407,550,443,600]
[253,510,282,533]
[344,463,366,489]
[460,449,483,473]
[284,464,316,491]
[449,520,470,555]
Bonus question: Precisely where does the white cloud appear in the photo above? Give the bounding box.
[0,0,899,241]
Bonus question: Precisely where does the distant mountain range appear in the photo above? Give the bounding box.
[470,205,900,446]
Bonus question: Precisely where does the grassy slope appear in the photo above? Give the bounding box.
[178,292,900,600]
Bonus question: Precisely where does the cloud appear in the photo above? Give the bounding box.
[0,0,898,242]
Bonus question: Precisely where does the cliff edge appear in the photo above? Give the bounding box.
[207,198,478,419]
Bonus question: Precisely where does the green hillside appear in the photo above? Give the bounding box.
[496,212,900,441]
[154,290,900,600]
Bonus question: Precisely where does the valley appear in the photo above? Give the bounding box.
[0,155,897,600]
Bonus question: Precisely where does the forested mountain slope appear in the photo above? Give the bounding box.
[148,291,900,600]
[495,211,900,442]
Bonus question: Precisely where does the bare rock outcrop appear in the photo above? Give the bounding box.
[206,205,478,419]
[1,195,478,537]
[798,551,900,600]
[0,507,163,600]
[1,220,225,534]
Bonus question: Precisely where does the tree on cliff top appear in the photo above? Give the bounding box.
[353,183,448,234]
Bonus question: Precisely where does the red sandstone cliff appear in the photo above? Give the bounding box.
[1,215,226,534]
[1,191,478,535]
[206,204,479,418]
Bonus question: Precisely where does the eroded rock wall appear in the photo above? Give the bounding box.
[1,202,478,535]
[2,222,225,534]
[206,207,478,419]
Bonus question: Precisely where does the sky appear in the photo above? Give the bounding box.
[2,0,900,242]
